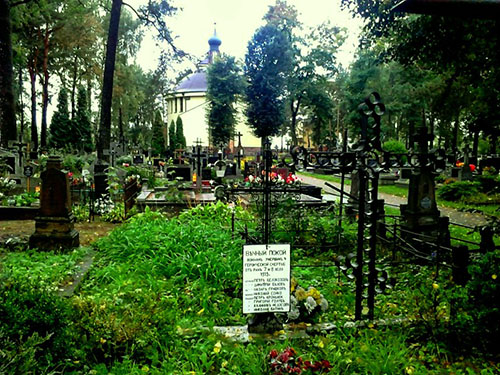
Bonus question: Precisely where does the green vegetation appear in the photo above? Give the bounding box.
[1,203,498,373]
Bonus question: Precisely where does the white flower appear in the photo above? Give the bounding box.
[304,296,317,313]
[319,298,329,312]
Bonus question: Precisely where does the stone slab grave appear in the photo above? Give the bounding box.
[29,155,79,250]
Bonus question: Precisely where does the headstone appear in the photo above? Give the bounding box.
[166,165,191,181]
[225,163,237,177]
[202,168,212,181]
[133,154,144,165]
[29,156,79,250]
[400,167,412,180]
[401,127,450,249]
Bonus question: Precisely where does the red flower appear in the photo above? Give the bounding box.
[67,172,73,178]
[469,164,476,172]
[280,352,290,363]
[270,349,279,359]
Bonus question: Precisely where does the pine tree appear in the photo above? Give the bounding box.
[151,110,165,156]
[74,86,93,152]
[168,120,176,153]
[175,116,186,149]
[48,87,72,149]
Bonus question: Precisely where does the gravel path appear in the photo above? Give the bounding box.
[298,173,489,228]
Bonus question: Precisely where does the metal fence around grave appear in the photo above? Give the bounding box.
[221,92,499,323]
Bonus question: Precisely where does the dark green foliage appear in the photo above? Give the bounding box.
[74,86,93,152]
[476,174,500,194]
[449,250,500,354]
[383,139,408,163]
[168,119,176,152]
[151,110,165,156]
[0,277,74,372]
[48,87,73,149]
[206,54,244,146]
[175,116,186,149]
[245,24,292,140]
[438,181,479,201]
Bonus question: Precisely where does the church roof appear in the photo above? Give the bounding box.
[174,71,207,93]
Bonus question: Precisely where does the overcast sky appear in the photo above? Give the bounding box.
[130,0,363,72]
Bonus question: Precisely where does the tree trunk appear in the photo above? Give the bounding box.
[429,114,435,149]
[28,55,38,152]
[0,0,17,147]
[98,0,122,162]
[452,113,460,154]
[18,68,24,141]
[71,53,78,120]
[472,126,479,159]
[40,25,50,149]
[289,97,301,146]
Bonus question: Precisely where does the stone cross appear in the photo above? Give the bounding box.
[8,139,27,175]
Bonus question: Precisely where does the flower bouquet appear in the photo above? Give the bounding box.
[288,278,328,323]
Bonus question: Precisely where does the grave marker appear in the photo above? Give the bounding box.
[243,244,290,314]
[29,156,79,250]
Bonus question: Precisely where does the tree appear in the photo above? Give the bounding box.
[341,0,500,152]
[74,85,92,152]
[48,87,72,149]
[206,54,244,146]
[151,110,165,156]
[175,116,185,149]
[97,0,122,162]
[168,119,175,153]
[263,1,346,145]
[97,0,183,162]
[244,24,292,142]
[0,0,26,147]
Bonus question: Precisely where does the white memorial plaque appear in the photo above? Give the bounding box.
[243,244,290,314]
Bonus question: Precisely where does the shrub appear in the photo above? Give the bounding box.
[476,174,500,194]
[450,250,500,354]
[382,139,408,164]
[437,181,479,201]
[0,277,75,371]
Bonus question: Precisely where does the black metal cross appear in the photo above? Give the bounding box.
[192,145,206,190]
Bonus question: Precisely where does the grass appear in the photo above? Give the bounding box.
[299,171,500,218]
[0,203,498,374]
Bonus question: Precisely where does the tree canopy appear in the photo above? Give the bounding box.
[206,54,244,147]
[244,24,292,142]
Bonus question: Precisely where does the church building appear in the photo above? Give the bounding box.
[166,30,261,153]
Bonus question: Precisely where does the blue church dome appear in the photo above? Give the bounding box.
[208,25,221,51]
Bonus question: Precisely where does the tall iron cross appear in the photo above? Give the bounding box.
[193,145,205,176]
[194,138,203,147]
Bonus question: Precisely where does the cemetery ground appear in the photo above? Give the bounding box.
[1,198,499,374]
